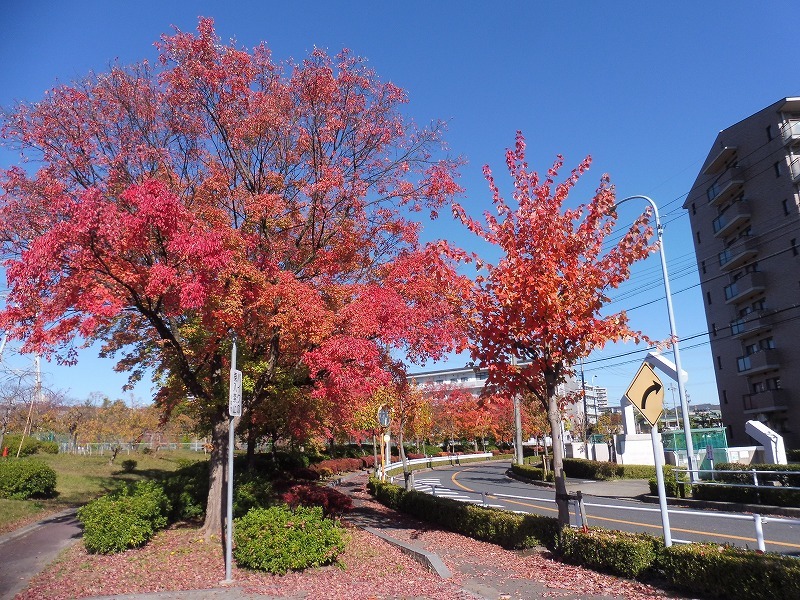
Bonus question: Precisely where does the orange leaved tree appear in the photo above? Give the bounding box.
[453,132,654,527]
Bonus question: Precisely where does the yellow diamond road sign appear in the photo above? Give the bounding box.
[624,362,664,426]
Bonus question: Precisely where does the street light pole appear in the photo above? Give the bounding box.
[615,195,698,482]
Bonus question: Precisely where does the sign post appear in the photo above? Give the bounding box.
[625,362,672,547]
[223,338,242,584]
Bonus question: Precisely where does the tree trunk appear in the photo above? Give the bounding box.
[547,395,570,529]
[201,415,229,542]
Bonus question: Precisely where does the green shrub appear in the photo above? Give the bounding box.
[161,460,208,521]
[368,478,559,550]
[121,459,137,473]
[233,470,274,518]
[77,480,171,554]
[691,463,800,507]
[38,441,59,454]
[233,505,346,574]
[511,463,554,482]
[559,527,662,578]
[648,464,688,497]
[658,543,800,600]
[563,458,656,480]
[0,458,57,499]
[2,435,41,457]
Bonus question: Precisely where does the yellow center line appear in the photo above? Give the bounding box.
[450,467,800,551]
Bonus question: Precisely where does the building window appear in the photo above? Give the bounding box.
[792,238,798,256]
[712,323,717,337]
[706,291,712,305]
[701,260,706,274]
[696,231,701,244]
[766,377,781,390]
[716,355,722,369]
[766,125,773,141]
[752,381,766,394]
[783,199,790,216]
[692,202,696,215]
[774,161,782,177]
[745,342,759,356]
[722,390,728,404]
[760,337,775,350]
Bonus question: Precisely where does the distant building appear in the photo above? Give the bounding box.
[683,97,800,449]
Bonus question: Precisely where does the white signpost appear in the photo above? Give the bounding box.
[223,339,240,584]
[625,361,672,547]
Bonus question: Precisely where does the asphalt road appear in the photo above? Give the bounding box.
[410,461,800,555]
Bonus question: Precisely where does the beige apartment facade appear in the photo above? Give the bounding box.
[684,97,800,450]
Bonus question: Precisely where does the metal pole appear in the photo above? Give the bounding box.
[224,338,237,584]
[616,195,698,482]
[753,514,766,552]
[511,354,524,464]
[651,422,672,547]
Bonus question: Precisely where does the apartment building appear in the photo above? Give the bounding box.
[683,97,800,449]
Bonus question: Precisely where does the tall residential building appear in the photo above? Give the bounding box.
[683,97,800,450]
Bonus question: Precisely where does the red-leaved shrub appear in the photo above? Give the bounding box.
[280,484,353,517]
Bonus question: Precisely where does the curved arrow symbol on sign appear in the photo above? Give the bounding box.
[641,381,662,409]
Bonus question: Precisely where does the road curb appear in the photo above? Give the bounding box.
[363,526,452,578]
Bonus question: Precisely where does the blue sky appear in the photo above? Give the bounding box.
[1,1,798,410]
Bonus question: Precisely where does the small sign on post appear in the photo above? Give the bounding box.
[229,369,242,417]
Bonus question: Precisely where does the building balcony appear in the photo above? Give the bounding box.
[780,119,800,145]
[791,157,800,182]
[712,200,751,238]
[730,310,776,339]
[703,146,738,175]
[724,271,766,305]
[706,167,744,206]
[743,389,788,414]
[719,237,759,272]
[736,349,780,375]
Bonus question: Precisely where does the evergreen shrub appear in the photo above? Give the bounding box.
[0,458,57,499]
[559,527,662,578]
[233,505,346,574]
[77,480,171,554]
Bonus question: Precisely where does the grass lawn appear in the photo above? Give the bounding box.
[0,449,207,534]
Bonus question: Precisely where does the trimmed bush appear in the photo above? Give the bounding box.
[121,459,137,473]
[38,441,59,454]
[368,478,559,550]
[648,464,688,498]
[2,435,41,457]
[559,527,662,578]
[0,458,57,499]
[563,458,656,481]
[511,463,554,482]
[658,543,800,600]
[233,505,346,574]
[691,463,800,507]
[77,480,171,554]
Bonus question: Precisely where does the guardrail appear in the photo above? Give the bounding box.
[381,452,494,479]
[677,467,800,491]
[404,479,799,553]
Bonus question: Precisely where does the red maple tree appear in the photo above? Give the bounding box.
[453,132,654,526]
[0,19,469,539]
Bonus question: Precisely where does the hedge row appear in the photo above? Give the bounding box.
[563,458,656,480]
[511,463,554,482]
[691,463,800,507]
[0,458,57,499]
[368,477,559,549]
[2,436,59,456]
[368,479,800,600]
